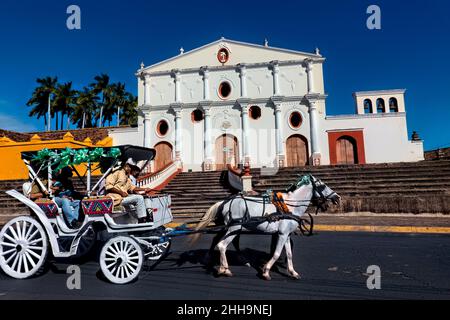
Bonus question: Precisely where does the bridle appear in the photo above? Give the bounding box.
[309,175,338,212]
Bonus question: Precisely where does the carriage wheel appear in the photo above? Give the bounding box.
[0,216,48,279]
[100,236,143,284]
[144,238,171,261]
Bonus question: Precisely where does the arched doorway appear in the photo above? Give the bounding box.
[154,142,173,172]
[215,134,239,170]
[336,136,358,165]
[286,135,309,167]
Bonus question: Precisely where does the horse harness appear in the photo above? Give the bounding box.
[223,191,317,236]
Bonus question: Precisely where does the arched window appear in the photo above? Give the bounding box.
[376,98,386,113]
[363,99,373,114]
[389,98,399,113]
[191,109,204,123]
[249,106,261,120]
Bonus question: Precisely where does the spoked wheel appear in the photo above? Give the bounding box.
[0,216,48,279]
[100,236,143,284]
[144,238,171,261]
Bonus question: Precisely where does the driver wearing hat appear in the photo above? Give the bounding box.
[105,158,153,223]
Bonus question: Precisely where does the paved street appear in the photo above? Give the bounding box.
[0,232,449,300]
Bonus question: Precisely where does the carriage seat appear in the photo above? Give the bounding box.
[81,197,114,216]
[34,199,60,218]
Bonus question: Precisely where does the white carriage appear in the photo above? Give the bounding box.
[0,145,174,284]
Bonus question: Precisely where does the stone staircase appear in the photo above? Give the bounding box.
[1,161,449,225]
[252,160,450,214]
[160,171,237,223]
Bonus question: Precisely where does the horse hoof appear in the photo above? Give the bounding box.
[262,273,272,281]
[290,274,301,280]
[218,268,233,277]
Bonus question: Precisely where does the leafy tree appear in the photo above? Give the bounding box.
[26,77,58,130]
[71,87,99,128]
[89,74,112,127]
[53,82,78,130]
[120,93,138,126]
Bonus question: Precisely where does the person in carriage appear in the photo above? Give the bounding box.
[105,157,154,224]
[28,167,82,229]
[51,167,83,229]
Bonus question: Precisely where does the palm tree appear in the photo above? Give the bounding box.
[89,74,112,127]
[72,87,99,128]
[53,82,78,130]
[120,93,138,126]
[26,77,58,130]
[109,82,127,126]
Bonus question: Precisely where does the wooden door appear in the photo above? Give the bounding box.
[154,142,173,172]
[215,135,239,170]
[286,135,308,167]
[336,137,357,165]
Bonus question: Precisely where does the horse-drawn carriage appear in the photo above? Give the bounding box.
[0,144,341,284]
[0,145,174,284]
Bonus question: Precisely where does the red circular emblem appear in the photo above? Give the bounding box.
[217,48,230,64]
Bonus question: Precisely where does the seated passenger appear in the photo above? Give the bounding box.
[105,158,153,223]
[52,167,82,229]
[29,179,49,201]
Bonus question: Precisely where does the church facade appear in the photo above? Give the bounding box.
[110,38,424,172]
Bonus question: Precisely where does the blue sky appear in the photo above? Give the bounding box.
[0,0,448,150]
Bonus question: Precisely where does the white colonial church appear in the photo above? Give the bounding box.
[110,38,424,172]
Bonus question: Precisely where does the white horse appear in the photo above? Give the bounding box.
[193,174,340,280]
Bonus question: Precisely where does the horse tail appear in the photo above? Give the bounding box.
[189,201,224,246]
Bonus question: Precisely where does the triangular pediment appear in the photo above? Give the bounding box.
[142,38,319,73]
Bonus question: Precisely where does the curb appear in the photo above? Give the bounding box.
[166,223,450,235]
[314,225,450,234]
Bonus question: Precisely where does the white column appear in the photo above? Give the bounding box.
[241,103,250,164]
[143,113,151,148]
[308,99,321,166]
[273,101,285,167]
[274,104,283,155]
[201,67,210,100]
[239,64,248,98]
[173,70,182,103]
[203,107,213,170]
[272,61,281,96]
[306,60,315,94]
[174,108,182,160]
[144,74,151,105]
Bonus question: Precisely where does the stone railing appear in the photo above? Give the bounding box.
[425,147,450,161]
[137,161,181,190]
[227,164,253,192]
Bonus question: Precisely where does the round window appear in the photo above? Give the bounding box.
[289,112,303,129]
[217,48,230,64]
[157,120,169,136]
[249,106,261,120]
[191,109,204,123]
[218,81,232,99]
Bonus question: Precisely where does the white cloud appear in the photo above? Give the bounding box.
[0,113,38,132]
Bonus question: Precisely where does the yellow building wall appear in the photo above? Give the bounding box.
[0,132,113,180]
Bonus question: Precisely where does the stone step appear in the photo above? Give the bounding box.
[255,180,450,188]
[255,169,450,178]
